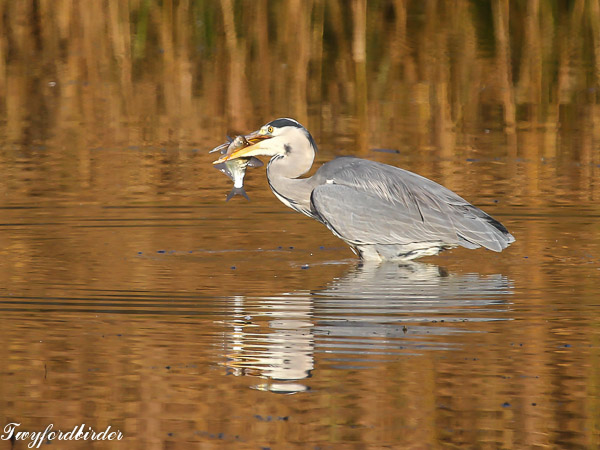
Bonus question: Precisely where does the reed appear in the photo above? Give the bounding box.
[0,1,597,157]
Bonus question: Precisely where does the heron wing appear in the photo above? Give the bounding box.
[311,157,514,251]
[312,184,459,247]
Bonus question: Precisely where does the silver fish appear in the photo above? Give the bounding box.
[212,135,263,201]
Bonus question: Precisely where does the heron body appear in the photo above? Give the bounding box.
[213,118,515,261]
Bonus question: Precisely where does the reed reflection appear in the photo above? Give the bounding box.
[220,261,513,393]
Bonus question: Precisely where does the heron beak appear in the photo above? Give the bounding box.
[212,132,273,164]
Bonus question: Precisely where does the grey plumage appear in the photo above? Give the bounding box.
[213,118,515,261]
[309,157,514,259]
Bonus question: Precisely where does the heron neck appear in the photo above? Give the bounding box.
[266,156,316,214]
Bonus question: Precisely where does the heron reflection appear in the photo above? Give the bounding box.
[221,262,513,393]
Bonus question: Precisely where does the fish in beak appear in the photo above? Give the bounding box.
[212,132,273,164]
[211,134,265,201]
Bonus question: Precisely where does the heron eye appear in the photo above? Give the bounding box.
[267,126,274,134]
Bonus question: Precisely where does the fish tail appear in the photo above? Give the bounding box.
[226,187,250,201]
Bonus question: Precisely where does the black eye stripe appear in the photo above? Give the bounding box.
[262,118,318,154]
[267,118,302,129]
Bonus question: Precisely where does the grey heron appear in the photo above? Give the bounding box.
[213,118,515,261]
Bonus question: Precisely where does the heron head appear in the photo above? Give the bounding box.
[212,118,317,164]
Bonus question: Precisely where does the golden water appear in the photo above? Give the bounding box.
[1,1,600,449]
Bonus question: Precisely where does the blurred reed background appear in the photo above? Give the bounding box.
[0,1,598,267]
[1,0,600,157]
